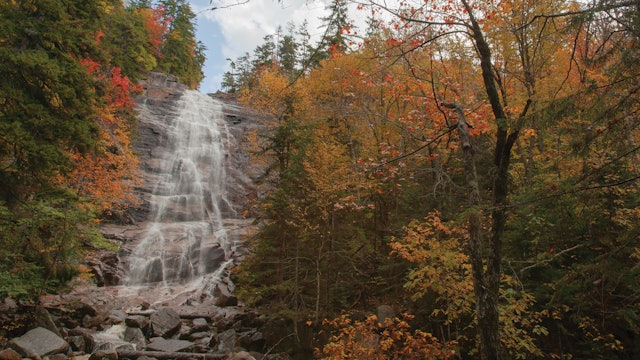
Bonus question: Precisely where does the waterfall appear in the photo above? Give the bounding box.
[125,90,233,286]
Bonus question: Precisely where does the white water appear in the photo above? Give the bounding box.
[125,90,233,286]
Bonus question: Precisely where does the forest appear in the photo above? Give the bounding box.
[1,0,639,359]
[226,0,640,358]
[0,0,203,299]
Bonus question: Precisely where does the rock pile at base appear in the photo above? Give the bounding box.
[2,303,289,360]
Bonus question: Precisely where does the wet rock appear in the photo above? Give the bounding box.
[150,308,181,338]
[89,349,118,360]
[188,331,210,341]
[83,314,104,329]
[210,328,239,352]
[178,325,192,340]
[68,327,97,353]
[146,338,194,352]
[107,309,128,325]
[68,335,86,352]
[71,300,99,318]
[86,251,122,286]
[123,327,147,350]
[191,317,209,331]
[125,315,149,329]
[0,348,21,360]
[212,284,238,307]
[9,327,69,358]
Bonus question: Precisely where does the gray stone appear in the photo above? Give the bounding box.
[150,307,181,338]
[32,306,61,336]
[191,318,208,331]
[146,338,194,352]
[9,327,69,358]
[68,335,86,352]
[83,314,104,329]
[188,331,210,341]
[107,309,128,324]
[88,349,118,360]
[68,327,97,353]
[212,284,238,307]
[211,329,239,352]
[123,327,147,350]
[125,315,149,329]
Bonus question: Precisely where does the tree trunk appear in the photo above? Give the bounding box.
[443,101,501,360]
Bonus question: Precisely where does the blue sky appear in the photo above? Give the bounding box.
[187,0,331,93]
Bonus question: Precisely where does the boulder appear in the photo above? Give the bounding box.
[191,318,209,332]
[150,307,181,338]
[188,331,210,341]
[123,326,147,350]
[212,284,238,307]
[32,306,61,336]
[107,309,128,325]
[125,315,149,329]
[68,327,97,353]
[146,338,194,352]
[68,335,87,352]
[210,329,239,352]
[8,327,69,358]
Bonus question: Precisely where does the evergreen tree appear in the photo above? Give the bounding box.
[277,24,298,76]
[0,0,104,206]
[319,0,353,55]
[156,0,205,88]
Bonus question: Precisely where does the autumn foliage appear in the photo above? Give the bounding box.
[232,0,640,358]
[66,59,142,213]
[0,0,203,299]
[317,314,457,359]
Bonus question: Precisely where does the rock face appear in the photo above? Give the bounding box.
[96,72,260,288]
[0,74,298,360]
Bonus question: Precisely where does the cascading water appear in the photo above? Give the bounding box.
[125,90,234,286]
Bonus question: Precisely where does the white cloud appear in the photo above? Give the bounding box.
[199,0,329,60]
[188,0,369,92]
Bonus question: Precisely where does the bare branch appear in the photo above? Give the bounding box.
[519,244,584,276]
[198,0,249,13]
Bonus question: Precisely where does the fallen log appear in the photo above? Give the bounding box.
[118,350,227,359]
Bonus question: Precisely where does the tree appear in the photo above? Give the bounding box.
[320,0,354,55]
[232,0,640,357]
[155,0,205,88]
[0,0,104,206]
